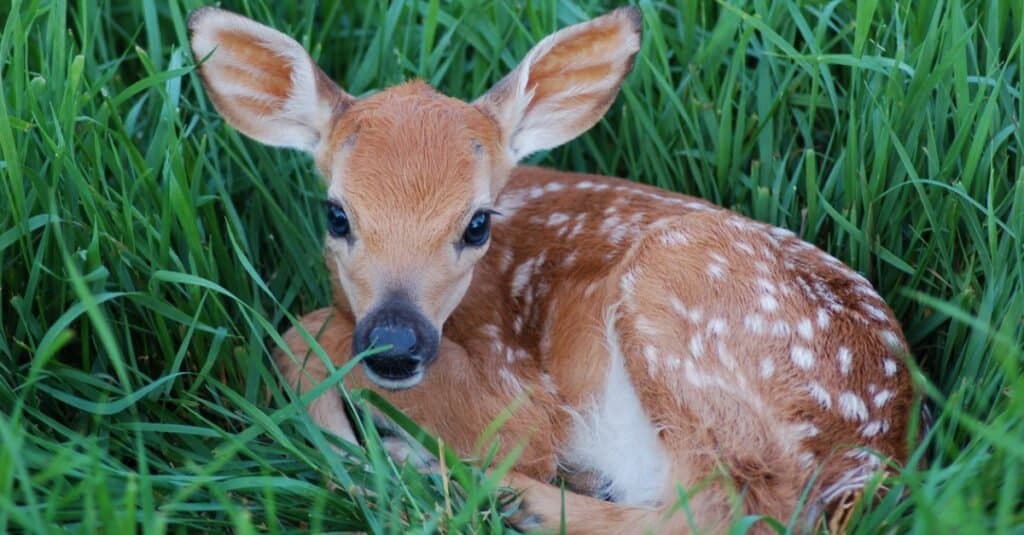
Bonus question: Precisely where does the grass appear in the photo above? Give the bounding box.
[1,0,1022,532]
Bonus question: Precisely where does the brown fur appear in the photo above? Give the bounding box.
[190,6,916,534]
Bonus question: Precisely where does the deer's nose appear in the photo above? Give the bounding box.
[368,325,420,358]
[352,295,439,388]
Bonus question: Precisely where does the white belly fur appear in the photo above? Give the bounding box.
[562,304,669,505]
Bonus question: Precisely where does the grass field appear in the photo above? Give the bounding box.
[2,0,1022,532]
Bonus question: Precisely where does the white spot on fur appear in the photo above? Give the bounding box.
[707,318,727,336]
[562,250,579,269]
[837,347,852,375]
[860,420,886,438]
[791,346,815,369]
[575,180,594,190]
[492,247,515,273]
[499,367,524,394]
[608,225,631,244]
[505,347,529,363]
[820,462,878,505]
[734,241,755,255]
[883,358,898,376]
[479,324,502,339]
[715,341,737,370]
[670,298,703,323]
[791,240,816,252]
[688,334,705,359]
[880,330,902,349]
[684,360,704,388]
[873,389,894,408]
[540,373,558,395]
[546,212,570,226]
[601,214,622,233]
[807,382,832,409]
[568,216,587,239]
[798,452,818,469]
[838,392,869,422]
[511,258,538,298]
[771,321,791,337]
[659,230,690,247]
[706,263,726,278]
[760,294,779,312]
[812,280,839,306]
[528,186,546,199]
[760,358,775,378]
[793,422,821,439]
[769,227,796,240]
[796,318,814,340]
[861,303,889,322]
[642,345,659,370]
[844,448,882,467]
[620,268,640,297]
[756,278,777,294]
[544,182,565,192]
[816,308,831,329]
[564,306,670,506]
[744,314,767,334]
[727,217,750,230]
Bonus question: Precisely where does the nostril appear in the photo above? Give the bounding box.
[368,325,418,356]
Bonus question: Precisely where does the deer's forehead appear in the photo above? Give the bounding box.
[333,84,500,160]
[324,89,499,216]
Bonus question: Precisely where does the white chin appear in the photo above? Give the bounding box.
[365,368,425,390]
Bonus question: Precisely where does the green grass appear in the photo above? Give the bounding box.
[1,0,1022,532]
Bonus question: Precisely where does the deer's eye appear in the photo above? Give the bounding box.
[462,211,491,247]
[326,202,350,238]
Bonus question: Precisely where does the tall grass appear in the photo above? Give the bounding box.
[1,0,1021,532]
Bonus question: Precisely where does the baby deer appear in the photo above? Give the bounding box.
[189,6,916,534]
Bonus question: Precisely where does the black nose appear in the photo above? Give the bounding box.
[369,325,419,357]
[365,326,421,381]
[353,295,440,387]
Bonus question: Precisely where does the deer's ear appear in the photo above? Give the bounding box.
[188,7,353,153]
[474,7,642,162]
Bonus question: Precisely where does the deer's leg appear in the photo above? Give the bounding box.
[504,471,665,535]
[507,469,761,535]
[277,307,360,444]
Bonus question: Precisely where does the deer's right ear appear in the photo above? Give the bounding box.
[188,7,353,153]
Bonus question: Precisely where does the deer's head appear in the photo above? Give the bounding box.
[189,6,641,389]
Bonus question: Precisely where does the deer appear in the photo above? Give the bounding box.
[188,5,917,534]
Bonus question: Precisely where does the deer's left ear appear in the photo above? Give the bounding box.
[474,7,642,163]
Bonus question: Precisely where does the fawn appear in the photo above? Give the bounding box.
[189,6,916,534]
